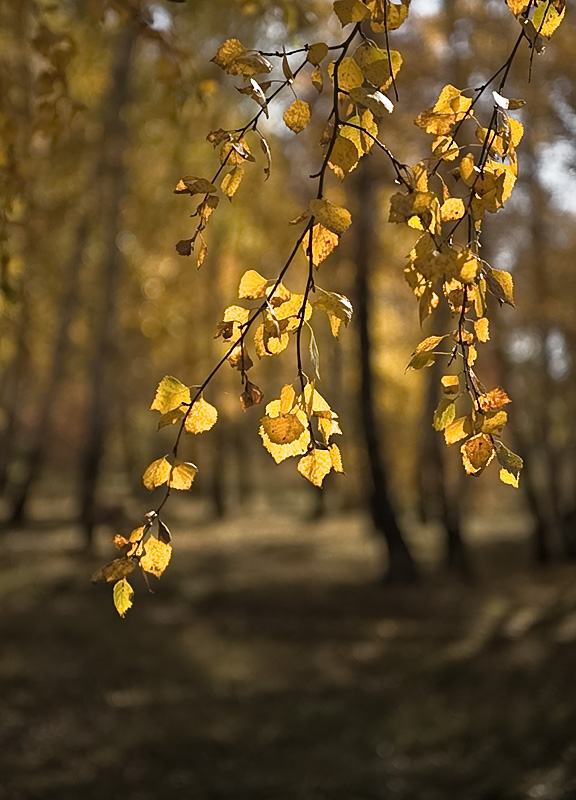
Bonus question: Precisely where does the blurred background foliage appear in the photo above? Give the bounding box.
[1,0,576,571]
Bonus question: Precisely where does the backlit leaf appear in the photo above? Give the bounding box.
[329,57,363,92]
[353,43,402,90]
[413,334,444,354]
[312,288,353,325]
[283,100,311,134]
[151,376,190,414]
[211,38,247,71]
[184,398,218,434]
[441,375,460,395]
[485,268,515,306]
[297,449,332,487]
[478,387,511,412]
[259,399,310,463]
[221,166,245,199]
[333,0,370,25]
[479,410,508,435]
[140,536,172,578]
[532,1,565,37]
[168,461,198,490]
[302,224,340,266]
[262,412,306,444]
[433,399,456,431]
[474,317,490,342]
[329,444,344,473]
[328,136,360,179]
[143,456,172,491]
[173,176,217,195]
[239,269,268,299]
[113,578,134,617]
[92,557,136,584]
[309,199,352,235]
[440,197,466,221]
[444,415,473,445]
[460,434,495,475]
[349,87,393,116]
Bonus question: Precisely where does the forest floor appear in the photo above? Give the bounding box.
[2,500,576,800]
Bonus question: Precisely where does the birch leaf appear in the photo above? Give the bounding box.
[184,398,218,434]
[140,536,172,578]
[297,449,332,487]
[151,376,191,414]
[283,100,311,134]
[113,578,134,618]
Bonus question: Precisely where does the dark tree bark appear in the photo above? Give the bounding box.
[78,27,137,549]
[354,163,418,582]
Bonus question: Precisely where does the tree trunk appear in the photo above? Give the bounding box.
[78,27,137,549]
[354,163,418,582]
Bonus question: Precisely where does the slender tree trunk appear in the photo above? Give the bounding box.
[354,163,418,582]
[79,27,137,548]
[6,218,88,526]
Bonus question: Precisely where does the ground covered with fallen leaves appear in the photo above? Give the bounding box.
[2,503,576,800]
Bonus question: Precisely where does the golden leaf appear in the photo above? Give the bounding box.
[302,224,340,267]
[297,449,332,487]
[254,324,290,358]
[151,376,191,414]
[486,268,515,306]
[340,110,378,156]
[239,269,268,299]
[444,416,473,445]
[440,197,466,221]
[157,408,185,430]
[168,461,198,490]
[310,66,323,92]
[333,0,370,25]
[329,444,344,473]
[211,38,247,71]
[413,334,445,354]
[353,43,402,90]
[433,399,456,431]
[140,536,172,578]
[221,166,245,200]
[259,399,310,463]
[307,42,329,65]
[431,135,459,161]
[319,416,342,444]
[441,375,460,395]
[474,317,490,342]
[309,199,352,235]
[479,410,508,435]
[261,412,306,445]
[478,387,511,412]
[184,398,218,434]
[143,456,172,491]
[113,578,134,617]
[532,2,565,37]
[506,0,530,14]
[329,57,363,92]
[283,99,311,134]
[92,557,136,584]
[499,468,520,488]
[460,434,495,475]
[328,136,360,180]
[279,384,297,413]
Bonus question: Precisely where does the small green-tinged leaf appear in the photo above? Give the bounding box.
[113,578,134,617]
[433,399,456,431]
[151,376,191,414]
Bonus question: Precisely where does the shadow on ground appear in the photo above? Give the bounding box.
[2,509,576,800]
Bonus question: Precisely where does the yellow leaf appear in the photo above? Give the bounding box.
[328,136,360,180]
[329,444,344,473]
[478,387,511,412]
[413,334,445,354]
[279,384,297,413]
[415,86,472,135]
[479,410,508,435]
[406,352,435,372]
[157,408,185,430]
[310,66,323,93]
[113,578,134,617]
[444,415,473,445]
[474,317,490,342]
[220,138,253,166]
[440,197,466,221]
[460,434,495,475]
[302,383,334,417]
[211,38,247,71]
[441,375,460,395]
[275,294,312,322]
[184,398,218,434]
[283,99,311,134]
[353,43,402,90]
[92,557,136,584]
[532,1,565,37]
[143,456,172,491]
[140,536,172,578]
[433,399,456,431]
[254,324,290,357]
[329,57,363,92]
[319,416,342,444]
[329,315,342,338]
[506,0,530,13]
[261,412,306,444]
[297,449,332,487]
[197,240,207,269]
[486,268,515,307]
[150,376,191,414]
[221,166,245,200]
[309,199,352,235]
[333,0,370,25]
[239,269,268,299]
[312,288,353,326]
[168,461,198,490]
[259,399,310,463]
[307,42,329,65]
[499,468,520,488]
[431,135,459,161]
[302,224,340,267]
[223,304,251,326]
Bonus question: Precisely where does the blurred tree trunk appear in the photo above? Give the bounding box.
[354,163,418,582]
[79,26,137,548]
[5,218,88,526]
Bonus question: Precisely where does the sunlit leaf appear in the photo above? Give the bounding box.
[444,415,473,445]
[297,449,332,487]
[259,399,310,463]
[261,412,306,444]
[184,398,218,434]
[474,317,490,342]
[333,0,370,25]
[485,268,515,306]
[239,269,268,299]
[532,1,565,37]
[302,224,340,267]
[440,197,466,221]
[173,176,217,195]
[113,578,134,617]
[460,433,495,475]
[329,444,344,473]
[309,199,352,235]
[433,399,456,431]
[221,166,245,200]
[140,536,172,578]
[92,557,136,584]
[479,410,508,435]
[329,57,363,92]
[441,375,460,395]
[151,376,190,414]
[349,87,393,116]
[353,43,402,90]
[478,387,511,412]
[143,456,172,491]
[283,99,311,134]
